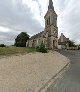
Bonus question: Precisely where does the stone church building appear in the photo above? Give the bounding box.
[26,0,58,49]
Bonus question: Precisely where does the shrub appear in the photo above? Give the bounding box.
[36,43,48,53]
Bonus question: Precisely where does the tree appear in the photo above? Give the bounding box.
[0,44,6,47]
[15,32,29,47]
[68,40,76,47]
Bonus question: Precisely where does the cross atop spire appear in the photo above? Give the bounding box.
[48,0,54,10]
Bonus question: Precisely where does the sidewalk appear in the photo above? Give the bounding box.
[0,51,69,92]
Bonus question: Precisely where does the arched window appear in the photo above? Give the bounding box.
[47,19,48,25]
[47,16,50,25]
[49,16,50,25]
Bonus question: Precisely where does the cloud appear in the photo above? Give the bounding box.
[56,0,80,43]
[0,0,80,45]
[0,26,10,32]
[33,0,42,15]
[0,0,43,45]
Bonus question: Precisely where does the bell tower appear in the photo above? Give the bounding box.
[44,0,58,49]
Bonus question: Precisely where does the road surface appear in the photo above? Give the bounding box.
[46,50,80,92]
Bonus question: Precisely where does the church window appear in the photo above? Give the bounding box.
[47,17,50,25]
[49,17,50,25]
[47,19,48,25]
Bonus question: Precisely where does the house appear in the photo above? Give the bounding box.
[58,33,69,49]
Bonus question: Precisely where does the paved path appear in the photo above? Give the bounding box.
[46,50,80,92]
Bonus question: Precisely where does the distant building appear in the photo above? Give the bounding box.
[26,0,58,49]
[58,33,69,49]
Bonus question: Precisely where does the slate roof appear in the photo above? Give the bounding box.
[48,0,54,10]
[29,31,44,40]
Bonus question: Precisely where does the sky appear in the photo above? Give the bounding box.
[0,0,80,45]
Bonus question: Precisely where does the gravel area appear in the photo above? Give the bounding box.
[0,51,69,92]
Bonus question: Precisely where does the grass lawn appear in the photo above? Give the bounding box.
[0,47,36,56]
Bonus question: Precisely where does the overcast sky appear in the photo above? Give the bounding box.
[0,0,80,45]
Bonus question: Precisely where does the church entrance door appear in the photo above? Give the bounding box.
[53,40,56,49]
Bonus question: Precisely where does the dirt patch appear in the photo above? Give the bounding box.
[0,51,69,92]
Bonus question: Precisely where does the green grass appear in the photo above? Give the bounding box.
[0,47,36,56]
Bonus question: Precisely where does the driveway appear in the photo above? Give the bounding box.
[46,50,80,92]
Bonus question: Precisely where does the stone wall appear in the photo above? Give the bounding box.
[26,37,44,48]
[67,46,78,50]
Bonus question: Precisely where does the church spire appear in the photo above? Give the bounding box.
[48,0,54,10]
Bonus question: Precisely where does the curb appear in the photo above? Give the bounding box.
[37,62,70,92]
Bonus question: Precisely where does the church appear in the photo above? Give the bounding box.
[26,0,58,49]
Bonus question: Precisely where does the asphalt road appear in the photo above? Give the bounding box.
[46,50,80,92]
